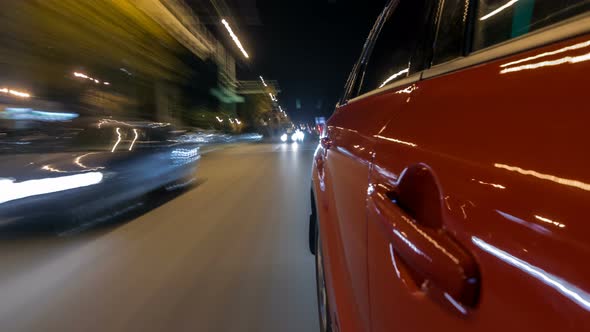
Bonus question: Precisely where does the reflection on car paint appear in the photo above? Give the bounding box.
[500,38,590,74]
[473,236,590,311]
[373,134,417,147]
[471,178,506,189]
[496,210,552,236]
[534,215,566,229]
[379,68,409,88]
[500,39,590,68]
[495,163,590,192]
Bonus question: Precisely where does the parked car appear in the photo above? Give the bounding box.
[310,0,590,331]
[0,118,200,229]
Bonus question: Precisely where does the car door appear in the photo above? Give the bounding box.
[318,1,438,330]
[316,3,398,331]
[366,0,590,331]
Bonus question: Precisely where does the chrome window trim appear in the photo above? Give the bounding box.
[423,12,590,79]
[347,73,421,104]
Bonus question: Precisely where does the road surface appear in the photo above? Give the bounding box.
[0,142,320,332]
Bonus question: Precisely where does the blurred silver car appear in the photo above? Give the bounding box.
[0,119,200,229]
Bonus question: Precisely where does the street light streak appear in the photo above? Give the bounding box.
[74,71,111,86]
[260,76,268,87]
[535,215,566,228]
[111,127,122,153]
[501,52,590,74]
[74,153,104,171]
[480,0,519,21]
[129,129,139,151]
[221,19,250,59]
[1,88,31,98]
[74,72,89,79]
[374,135,417,147]
[379,68,409,88]
[473,236,590,311]
[495,163,590,192]
[501,39,590,68]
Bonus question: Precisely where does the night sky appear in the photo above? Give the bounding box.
[237,0,386,123]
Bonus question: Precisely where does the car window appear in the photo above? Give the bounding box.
[74,127,129,150]
[340,59,363,104]
[339,3,390,104]
[432,0,471,65]
[473,0,590,51]
[358,0,433,95]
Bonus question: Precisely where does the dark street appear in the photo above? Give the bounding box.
[0,143,318,332]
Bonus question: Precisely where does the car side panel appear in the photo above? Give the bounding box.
[367,34,590,331]
[314,89,412,332]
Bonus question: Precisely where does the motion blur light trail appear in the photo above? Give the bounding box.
[0,173,103,205]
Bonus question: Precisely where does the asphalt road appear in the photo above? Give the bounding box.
[0,142,320,332]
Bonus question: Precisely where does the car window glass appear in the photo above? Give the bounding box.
[359,0,432,95]
[340,3,389,103]
[474,0,590,51]
[74,127,126,150]
[433,0,470,65]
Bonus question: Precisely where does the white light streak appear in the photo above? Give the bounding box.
[221,19,250,59]
[0,172,103,205]
[480,0,519,21]
[535,215,566,228]
[74,153,104,171]
[379,68,409,88]
[501,39,590,68]
[129,129,139,151]
[473,236,590,311]
[393,229,430,262]
[74,72,111,86]
[495,163,590,192]
[501,52,590,74]
[1,88,31,98]
[74,72,89,79]
[41,165,68,173]
[374,135,417,147]
[395,85,417,94]
[444,293,468,315]
[111,127,122,153]
[472,179,506,189]
[260,76,268,86]
[388,243,402,278]
[216,116,224,123]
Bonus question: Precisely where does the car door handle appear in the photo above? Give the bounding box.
[370,165,479,307]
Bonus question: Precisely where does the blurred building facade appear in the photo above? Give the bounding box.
[0,0,255,131]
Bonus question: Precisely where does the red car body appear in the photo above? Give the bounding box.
[311,1,590,331]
